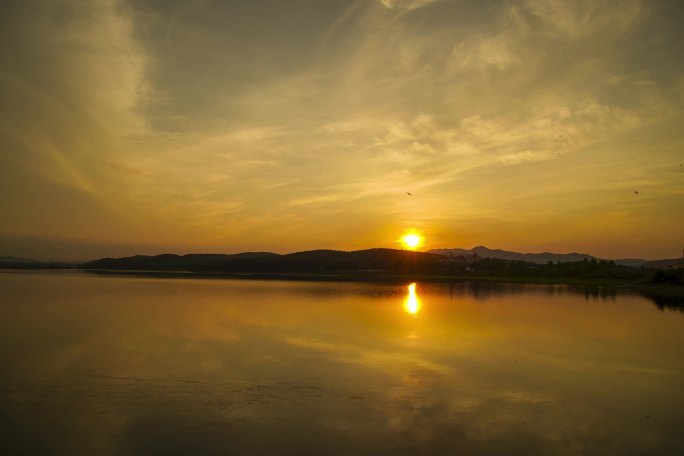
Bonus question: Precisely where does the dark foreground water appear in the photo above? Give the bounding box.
[1,271,683,455]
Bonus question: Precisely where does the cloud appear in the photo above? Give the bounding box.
[500,150,551,166]
[520,0,643,39]
[458,37,521,70]
[101,160,153,178]
[1,0,683,257]
[379,0,438,11]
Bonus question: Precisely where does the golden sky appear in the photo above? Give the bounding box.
[1,0,683,260]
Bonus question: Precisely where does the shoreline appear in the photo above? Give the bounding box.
[54,267,684,292]
[3,267,683,306]
[3,266,683,293]
[81,268,630,285]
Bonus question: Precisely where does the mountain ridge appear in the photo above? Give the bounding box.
[428,246,649,266]
[84,249,446,273]
[0,255,38,263]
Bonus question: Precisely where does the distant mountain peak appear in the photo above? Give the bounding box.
[0,256,38,263]
[428,247,652,266]
[430,247,596,264]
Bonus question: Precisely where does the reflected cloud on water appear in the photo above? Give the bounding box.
[1,272,683,455]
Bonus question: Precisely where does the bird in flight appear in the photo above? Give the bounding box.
[634,190,640,195]
[406,192,412,196]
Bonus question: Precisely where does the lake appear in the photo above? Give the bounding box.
[1,271,683,455]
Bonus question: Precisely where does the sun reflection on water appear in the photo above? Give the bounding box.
[403,282,421,316]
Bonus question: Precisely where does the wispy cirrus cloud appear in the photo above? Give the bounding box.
[379,0,439,11]
[1,0,683,258]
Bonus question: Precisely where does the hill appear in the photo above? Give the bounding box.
[0,256,38,263]
[644,258,684,269]
[429,246,647,266]
[84,249,447,274]
[81,248,659,284]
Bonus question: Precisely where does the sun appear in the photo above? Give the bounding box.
[400,231,425,251]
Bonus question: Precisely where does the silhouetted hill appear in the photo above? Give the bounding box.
[0,256,38,263]
[81,248,656,283]
[34,247,684,290]
[276,248,446,273]
[429,246,647,266]
[85,252,280,271]
[0,256,79,269]
[612,258,649,267]
[644,258,684,269]
[430,246,597,263]
[85,249,447,274]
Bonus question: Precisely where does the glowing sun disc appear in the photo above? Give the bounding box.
[401,232,424,250]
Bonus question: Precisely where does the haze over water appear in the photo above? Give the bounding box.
[1,271,683,455]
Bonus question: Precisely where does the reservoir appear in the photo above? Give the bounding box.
[1,271,683,455]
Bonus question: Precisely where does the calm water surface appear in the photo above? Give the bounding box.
[1,271,683,455]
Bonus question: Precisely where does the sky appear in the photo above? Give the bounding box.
[1,0,683,261]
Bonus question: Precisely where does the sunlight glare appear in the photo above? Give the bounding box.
[404,282,421,316]
[401,232,424,250]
